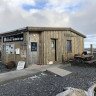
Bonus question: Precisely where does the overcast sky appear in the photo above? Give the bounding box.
[0,0,96,48]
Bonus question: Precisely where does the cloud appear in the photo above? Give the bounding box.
[84,34,96,48]
[4,0,35,9]
[0,0,96,48]
[47,0,82,8]
[22,0,48,11]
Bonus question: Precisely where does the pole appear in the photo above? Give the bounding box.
[90,44,93,55]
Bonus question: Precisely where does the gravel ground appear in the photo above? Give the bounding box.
[0,65,96,96]
[0,62,16,73]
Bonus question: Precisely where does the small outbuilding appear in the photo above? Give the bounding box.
[0,27,86,67]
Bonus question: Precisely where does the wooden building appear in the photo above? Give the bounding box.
[0,27,86,67]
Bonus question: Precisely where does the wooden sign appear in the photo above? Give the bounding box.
[17,61,25,70]
[3,34,23,42]
[64,34,74,37]
[21,41,27,46]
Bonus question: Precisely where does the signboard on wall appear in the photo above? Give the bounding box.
[15,48,20,54]
[31,42,37,51]
[6,44,14,54]
[21,50,26,58]
[64,34,74,37]
[3,34,23,42]
[17,61,25,70]
[21,41,27,46]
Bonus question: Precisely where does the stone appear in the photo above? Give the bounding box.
[6,61,16,69]
[56,83,96,96]
[56,87,88,96]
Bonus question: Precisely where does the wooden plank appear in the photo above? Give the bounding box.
[39,32,42,64]
[60,31,63,62]
[56,31,59,61]
[47,67,71,77]
[63,31,67,61]
[45,31,47,64]
[47,31,51,63]
[25,32,29,67]
[85,59,96,64]
[41,32,44,64]
[43,31,46,64]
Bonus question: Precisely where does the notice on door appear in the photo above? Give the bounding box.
[31,42,37,51]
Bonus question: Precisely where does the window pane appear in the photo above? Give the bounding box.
[51,41,54,49]
[67,40,71,52]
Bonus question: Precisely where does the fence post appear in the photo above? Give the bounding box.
[90,44,93,55]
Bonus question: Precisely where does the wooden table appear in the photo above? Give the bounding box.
[74,55,93,62]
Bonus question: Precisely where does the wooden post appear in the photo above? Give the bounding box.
[90,44,93,55]
[1,36,5,64]
[26,32,29,68]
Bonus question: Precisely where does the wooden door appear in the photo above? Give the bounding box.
[51,39,56,62]
[29,33,39,65]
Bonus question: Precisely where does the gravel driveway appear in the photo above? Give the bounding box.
[0,65,96,96]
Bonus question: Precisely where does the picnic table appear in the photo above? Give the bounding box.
[75,55,93,61]
[74,55,96,65]
[74,55,93,64]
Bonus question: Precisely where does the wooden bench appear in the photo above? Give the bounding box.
[85,59,96,64]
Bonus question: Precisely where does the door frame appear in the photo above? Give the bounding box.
[51,39,57,61]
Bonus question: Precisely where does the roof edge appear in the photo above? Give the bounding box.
[27,26,86,38]
[0,26,86,38]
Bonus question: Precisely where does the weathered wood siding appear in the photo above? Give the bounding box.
[0,38,1,60]
[43,31,84,64]
[2,32,28,66]
[1,30,84,66]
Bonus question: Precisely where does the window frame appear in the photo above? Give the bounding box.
[67,40,72,52]
[51,40,55,50]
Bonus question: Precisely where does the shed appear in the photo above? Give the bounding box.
[0,27,86,67]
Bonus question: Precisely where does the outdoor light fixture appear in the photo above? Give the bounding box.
[33,34,36,36]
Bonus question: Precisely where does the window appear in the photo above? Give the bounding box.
[51,40,54,49]
[67,40,71,52]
